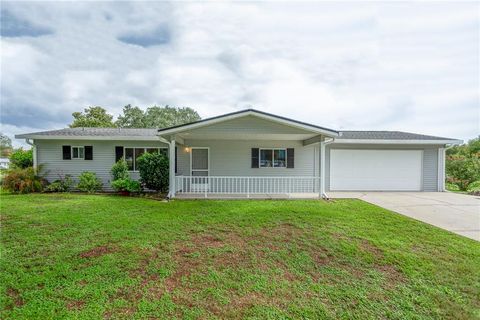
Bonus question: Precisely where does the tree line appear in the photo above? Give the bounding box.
[69,105,201,129]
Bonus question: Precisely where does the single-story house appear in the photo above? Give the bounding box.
[16,109,462,198]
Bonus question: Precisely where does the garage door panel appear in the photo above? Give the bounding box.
[330,149,422,191]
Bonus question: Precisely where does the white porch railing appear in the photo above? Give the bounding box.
[174,176,320,195]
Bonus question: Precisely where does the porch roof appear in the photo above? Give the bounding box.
[157,109,339,142]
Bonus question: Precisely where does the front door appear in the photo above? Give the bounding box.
[191,148,209,176]
[191,148,209,191]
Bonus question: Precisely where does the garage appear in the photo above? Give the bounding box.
[330,149,423,191]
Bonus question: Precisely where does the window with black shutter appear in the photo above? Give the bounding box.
[287,148,294,168]
[251,148,259,168]
[84,146,93,160]
[62,145,71,160]
[115,146,124,162]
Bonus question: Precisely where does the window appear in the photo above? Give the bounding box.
[260,148,287,168]
[72,146,84,159]
[124,147,167,171]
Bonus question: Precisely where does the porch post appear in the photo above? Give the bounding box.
[168,138,176,198]
[320,140,326,198]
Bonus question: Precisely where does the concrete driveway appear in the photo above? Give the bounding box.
[329,192,480,241]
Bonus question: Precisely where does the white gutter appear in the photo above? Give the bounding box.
[320,137,335,199]
[439,143,458,191]
[14,135,162,141]
[332,139,463,145]
[25,138,37,173]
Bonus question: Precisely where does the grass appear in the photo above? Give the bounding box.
[1,193,479,319]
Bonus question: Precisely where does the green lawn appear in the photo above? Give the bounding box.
[1,194,479,319]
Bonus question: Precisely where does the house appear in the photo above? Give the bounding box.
[15,109,462,198]
[0,158,10,170]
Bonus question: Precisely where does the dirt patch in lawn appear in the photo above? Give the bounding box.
[79,245,116,259]
[66,300,85,311]
[6,287,24,309]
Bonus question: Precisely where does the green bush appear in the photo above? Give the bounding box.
[446,154,480,191]
[77,172,103,193]
[136,152,169,192]
[445,182,460,192]
[111,178,142,193]
[111,159,129,181]
[45,175,74,192]
[10,148,33,169]
[2,167,46,193]
[467,180,480,193]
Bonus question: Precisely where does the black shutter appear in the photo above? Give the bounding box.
[115,146,124,162]
[62,145,71,160]
[251,148,259,168]
[287,148,294,168]
[175,147,178,173]
[84,146,93,160]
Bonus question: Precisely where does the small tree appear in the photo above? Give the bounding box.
[136,152,169,193]
[10,148,33,169]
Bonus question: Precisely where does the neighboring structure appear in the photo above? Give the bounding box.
[0,158,10,170]
[15,109,462,198]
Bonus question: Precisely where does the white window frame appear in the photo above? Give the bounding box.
[190,147,210,176]
[72,146,85,159]
[123,147,168,172]
[259,148,287,168]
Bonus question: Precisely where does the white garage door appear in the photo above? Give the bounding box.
[330,149,423,191]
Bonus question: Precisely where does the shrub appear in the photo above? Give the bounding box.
[2,167,46,193]
[45,175,74,192]
[467,180,480,193]
[111,178,142,193]
[111,159,129,181]
[446,154,480,191]
[445,182,460,192]
[136,152,169,192]
[10,148,33,169]
[77,172,103,193]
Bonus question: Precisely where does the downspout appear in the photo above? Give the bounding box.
[440,144,456,192]
[25,138,37,173]
[320,137,335,199]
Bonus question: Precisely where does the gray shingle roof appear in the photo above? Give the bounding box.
[338,131,453,140]
[16,127,158,138]
[16,127,458,142]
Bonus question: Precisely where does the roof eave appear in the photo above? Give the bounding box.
[14,134,161,141]
[332,139,463,145]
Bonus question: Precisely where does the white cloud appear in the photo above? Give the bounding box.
[1,1,479,148]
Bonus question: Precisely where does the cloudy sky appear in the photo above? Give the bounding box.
[1,1,479,147]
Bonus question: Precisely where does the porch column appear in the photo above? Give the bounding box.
[168,138,176,198]
[438,147,445,191]
[320,141,326,198]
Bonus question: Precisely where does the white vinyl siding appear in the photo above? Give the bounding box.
[178,139,316,177]
[36,140,168,190]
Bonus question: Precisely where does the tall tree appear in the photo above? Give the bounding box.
[70,106,116,128]
[0,133,12,157]
[115,105,200,128]
[115,105,147,128]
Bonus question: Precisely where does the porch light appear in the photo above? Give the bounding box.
[185,147,190,153]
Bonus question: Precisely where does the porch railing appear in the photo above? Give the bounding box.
[174,176,320,195]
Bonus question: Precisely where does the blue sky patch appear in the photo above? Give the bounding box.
[0,9,52,37]
[117,24,170,47]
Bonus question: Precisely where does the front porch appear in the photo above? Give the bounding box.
[156,110,339,199]
[174,176,322,198]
